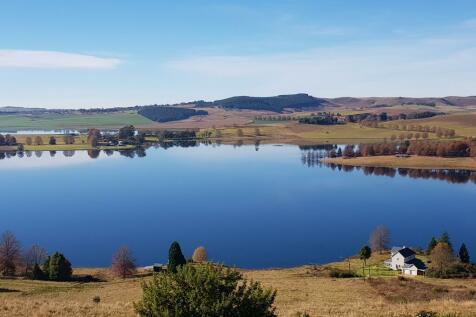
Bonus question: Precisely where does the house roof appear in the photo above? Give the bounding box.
[392,247,416,258]
[403,258,427,270]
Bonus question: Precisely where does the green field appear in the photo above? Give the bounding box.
[0,111,154,131]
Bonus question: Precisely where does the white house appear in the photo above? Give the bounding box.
[384,246,426,276]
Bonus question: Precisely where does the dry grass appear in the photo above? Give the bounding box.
[391,112,476,138]
[2,260,476,317]
[324,156,476,171]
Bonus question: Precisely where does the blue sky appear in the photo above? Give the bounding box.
[1,0,476,108]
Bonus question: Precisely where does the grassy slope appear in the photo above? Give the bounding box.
[2,255,476,317]
[390,112,476,137]
[212,123,441,144]
[324,156,476,171]
[0,112,153,130]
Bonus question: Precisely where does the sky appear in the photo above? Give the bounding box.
[1,0,476,108]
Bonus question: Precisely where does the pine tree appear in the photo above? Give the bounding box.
[439,232,453,252]
[168,241,186,273]
[459,243,470,264]
[427,237,438,255]
[47,252,72,281]
[31,263,44,280]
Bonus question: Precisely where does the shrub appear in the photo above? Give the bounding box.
[92,296,101,304]
[134,264,277,317]
[415,311,437,317]
[329,269,358,278]
[192,246,208,263]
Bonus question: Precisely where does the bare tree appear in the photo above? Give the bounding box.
[24,244,47,274]
[369,225,390,254]
[192,246,209,263]
[111,246,136,278]
[0,231,22,276]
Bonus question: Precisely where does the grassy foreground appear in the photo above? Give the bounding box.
[2,254,476,317]
[324,156,476,171]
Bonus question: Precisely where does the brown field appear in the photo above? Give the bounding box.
[390,112,476,138]
[324,156,476,171]
[2,254,476,317]
[207,123,432,145]
[139,107,270,129]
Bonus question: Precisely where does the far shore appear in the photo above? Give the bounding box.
[323,155,476,171]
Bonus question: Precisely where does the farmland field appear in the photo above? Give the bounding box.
[0,112,153,131]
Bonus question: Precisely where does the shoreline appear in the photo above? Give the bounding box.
[323,155,476,171]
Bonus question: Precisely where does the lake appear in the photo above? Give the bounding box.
[1,143,475,268]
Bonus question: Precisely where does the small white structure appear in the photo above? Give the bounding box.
[384,246,426,276]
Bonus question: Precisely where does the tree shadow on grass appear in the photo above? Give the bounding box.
[0,288,20,293]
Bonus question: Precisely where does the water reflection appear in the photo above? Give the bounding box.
[323,163,476,185]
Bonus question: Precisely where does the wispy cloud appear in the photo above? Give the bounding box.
[0,50,121,69]
[165,34,476,98]
[462,18,476,29]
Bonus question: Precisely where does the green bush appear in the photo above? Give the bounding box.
[134,263,277,317]
[42,252,72,281]
[329,269,359,278]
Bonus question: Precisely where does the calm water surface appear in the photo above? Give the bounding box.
[1,144,475,268]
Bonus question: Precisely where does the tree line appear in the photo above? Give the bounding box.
[0,134,17,146]
[1,232,277,317]
[0,231,72,281]
[332,140,476,159]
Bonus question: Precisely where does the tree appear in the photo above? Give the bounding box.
[236,128,244,137]
[168,241,186,273]
[25,136,33,145]
[430,242,455,274]
[254,128,261,136]
[459,243,470,264]
[63,135,75,145]
[439,232,453,252]
[49,136,57,145]
[24,244,47,275]
[192,246,208,263]
[119,125,136,140]
[359,245,372,268]
[134,264,277,317]
[34,136,43,145]
[427,237,438,255]
[0,231,22,276]
[369,225,390,254]
[112,245,136,278]
[44,252,72,281]
[31,263,44,280]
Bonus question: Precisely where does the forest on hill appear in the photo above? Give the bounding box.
[137,106,208,123]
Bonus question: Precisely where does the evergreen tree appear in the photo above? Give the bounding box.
[42,256,50,277]
[31,263,44,280]
[459,243,470,264]
[359,245,372,267]
[47,252,72,281]
[427,237,438,255]
[168,241,186,273]
[439,232,453,252]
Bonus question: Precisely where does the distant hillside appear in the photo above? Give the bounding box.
[204,94,326,112]
[0,106,47,113]
[138,106,208,123]
[197,94,476,112]
[324,96,476,108]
